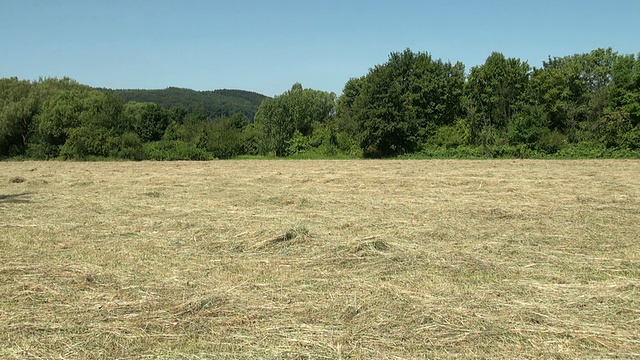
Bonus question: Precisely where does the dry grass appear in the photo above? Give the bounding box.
[1,159,639,359]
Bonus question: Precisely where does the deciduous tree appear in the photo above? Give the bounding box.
[255,83,335,156]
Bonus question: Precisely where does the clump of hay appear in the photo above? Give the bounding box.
[339,236,393,257]
[253,226,310,250]
[9,176,26,183]
[174,295,229,318]
[353,238,390,253]
[142,191,162,198]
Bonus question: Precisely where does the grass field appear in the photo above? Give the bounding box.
[1,159,639,359]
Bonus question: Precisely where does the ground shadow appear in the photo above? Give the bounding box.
[0,192,34,204]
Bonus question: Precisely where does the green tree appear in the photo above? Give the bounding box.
[58,91,128,159]
[335,77,365,154]
[239,122,263,155]
[342,49,465,157]
[506,105,552,150]
[123,102,171,142]
[607,52,640,127]
[352,58,413,157]
[594,110,633,148]
[527,65,576,132]
[466,52,531,132]
[254,96,289,155]
[254,83,336,156]
[0,78,38,157]
[29,79,93,158]
[404,52,465,130]
[227,112,249,129]
[117,132,144,160]
[528,48,624,143]
[201,117,244,159]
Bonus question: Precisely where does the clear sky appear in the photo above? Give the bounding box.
[1,0,638,97]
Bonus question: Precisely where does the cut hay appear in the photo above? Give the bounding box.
[1,159,639,359]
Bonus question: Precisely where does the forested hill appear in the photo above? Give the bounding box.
[101,87,268,120]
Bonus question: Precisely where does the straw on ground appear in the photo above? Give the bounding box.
[1,160,639,359]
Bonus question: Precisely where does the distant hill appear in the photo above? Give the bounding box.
[101,87,268,120]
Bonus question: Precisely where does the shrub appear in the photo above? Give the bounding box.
[426,120,470,149]
[117,132,144,160]
[621,125,640,150]
[537,130,567,154]
[202,118,244,159]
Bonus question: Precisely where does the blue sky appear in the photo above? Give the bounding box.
[1,0,638,96]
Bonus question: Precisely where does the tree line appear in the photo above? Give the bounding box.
[1,47,639,160]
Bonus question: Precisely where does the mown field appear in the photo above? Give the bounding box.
[1,160,639,359]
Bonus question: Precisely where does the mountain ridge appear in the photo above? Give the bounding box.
[99,86,268,120]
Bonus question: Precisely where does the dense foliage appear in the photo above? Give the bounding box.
[255,83,336,156]
[1,48,639,160]
[102,87,267,120]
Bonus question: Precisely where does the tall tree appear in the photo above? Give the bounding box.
[466,52,531,131]
[342,49,465,157]
[352,57,413,157]
[528,48,635,144]
[254,83,335,156]
[29,78,92,158]
[123,102,171,142]
[0,78,38,156]
[59,91,128,159]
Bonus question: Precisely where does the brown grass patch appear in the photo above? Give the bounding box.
[1,159,639,358]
